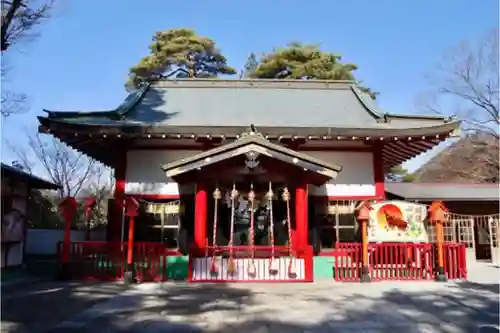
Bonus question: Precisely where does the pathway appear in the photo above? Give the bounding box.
[53,280,499,332]
[2,263,498,333]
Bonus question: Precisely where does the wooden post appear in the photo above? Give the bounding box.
[429,201,448,282]
[59,197,77,279]
[124,197,139,285]
[355,201,372,283]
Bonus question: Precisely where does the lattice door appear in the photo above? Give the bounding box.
[488,217,499,265]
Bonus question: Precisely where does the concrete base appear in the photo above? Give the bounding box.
[360,266,371,283]
[435,266,448,282]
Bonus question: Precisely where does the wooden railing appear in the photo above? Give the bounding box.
[333,242,467,282]
[56,241,183,281]
[57,241,467,282]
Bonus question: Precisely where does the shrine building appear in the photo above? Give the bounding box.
[38,79,461,282]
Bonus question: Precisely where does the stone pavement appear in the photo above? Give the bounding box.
[53,277,499,333]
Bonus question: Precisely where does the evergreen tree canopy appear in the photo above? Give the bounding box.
[250,42,377,98]
[127,28,236,90]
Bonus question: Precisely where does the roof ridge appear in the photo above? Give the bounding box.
[151,78,355,89]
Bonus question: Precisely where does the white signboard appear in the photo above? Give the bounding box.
[368,200,429,243]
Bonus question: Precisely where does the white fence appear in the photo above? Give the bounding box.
[26,229,107,255]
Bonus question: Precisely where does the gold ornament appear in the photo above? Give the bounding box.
[282,187,291,202]
[231,185,239,199]
[248,183,255,203]
[213,187,221,200]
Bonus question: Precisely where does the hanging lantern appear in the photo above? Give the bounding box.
[428,201,448,224]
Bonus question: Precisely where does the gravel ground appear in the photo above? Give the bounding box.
[2,263,498,333]
[1,280,128,333]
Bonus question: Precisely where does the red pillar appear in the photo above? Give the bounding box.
[194,182,208,249]
[295,181,308,250]
[127,216,135,265]
[373,143,385,201]
[111,149,127,241]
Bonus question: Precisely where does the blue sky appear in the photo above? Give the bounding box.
[1,0,498,175]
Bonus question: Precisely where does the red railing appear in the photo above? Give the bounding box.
[442,243,468,280]
[58,241,467,282]
[333,242,467,282]
[56,241,182,281]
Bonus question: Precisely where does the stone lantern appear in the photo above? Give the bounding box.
[355,200,373,283]
[428,201,449,282]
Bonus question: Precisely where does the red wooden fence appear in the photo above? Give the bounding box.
[333,242,467,282]
[56,241,181,281]
[58,241,467,282]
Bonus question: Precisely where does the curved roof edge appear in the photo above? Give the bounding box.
[38,117,461,138]
[349,85,385,120]
[43,83,151,120]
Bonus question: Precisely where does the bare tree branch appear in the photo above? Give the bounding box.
[415,29,499,183]
[1,0,54,117]
[7,132,99,198]
[1,0,53,52]
[422,28,499,136]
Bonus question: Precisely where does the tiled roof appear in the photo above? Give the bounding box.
[40,79,452,130]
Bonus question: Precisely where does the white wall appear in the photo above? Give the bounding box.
[25,229,107,255]
[303,151,375,197]
[125,149,376,198]
[126,150,200,195]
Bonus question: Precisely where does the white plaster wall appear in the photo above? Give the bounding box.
[125,150,201,195]
[25,229,107,255]
[125,149,375,198]
[303,151,375,197]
